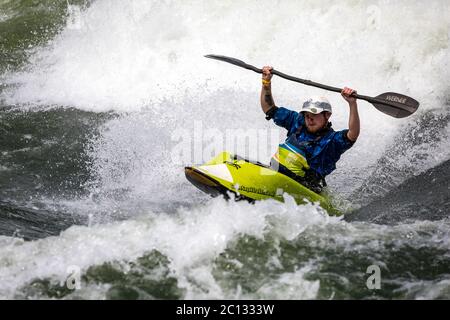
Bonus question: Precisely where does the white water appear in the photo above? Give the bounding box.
[0,196,337,299]
[3,0,449,176]
[2,195,449,299]
[1,0,450,299]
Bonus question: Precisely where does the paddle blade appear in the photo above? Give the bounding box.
[204,54,262,73]
[205,54,246,66]
[372,92,419,118]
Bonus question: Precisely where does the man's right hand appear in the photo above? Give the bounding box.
[260,66,276,114]
[262,66,273,82]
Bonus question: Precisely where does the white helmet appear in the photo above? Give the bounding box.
[301,96,332,114]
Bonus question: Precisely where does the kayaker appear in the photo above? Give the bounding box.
[261,66,360,193]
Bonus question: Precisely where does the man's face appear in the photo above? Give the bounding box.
[304,112,330,133]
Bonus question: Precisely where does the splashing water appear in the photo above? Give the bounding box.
[0,0,449,299]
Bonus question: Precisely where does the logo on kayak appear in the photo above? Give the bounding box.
[225,161,241,170]
[238,185,275,197]
[385,95,407,104]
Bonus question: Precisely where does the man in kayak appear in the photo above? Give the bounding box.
[261,66,360,193]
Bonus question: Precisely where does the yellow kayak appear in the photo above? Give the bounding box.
[185,151,340,215]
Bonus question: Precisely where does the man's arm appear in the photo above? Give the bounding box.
[260,66,276,114]
[341,87,360,142]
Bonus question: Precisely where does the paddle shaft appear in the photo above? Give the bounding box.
[251,66,390,107]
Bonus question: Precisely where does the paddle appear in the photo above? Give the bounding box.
[205,54,419,118]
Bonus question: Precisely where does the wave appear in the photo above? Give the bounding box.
[1,195,449,299]
[1,0,450,300]
[1,0,448,113]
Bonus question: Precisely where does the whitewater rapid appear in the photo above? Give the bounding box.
[0,0,449,299]
[3,0,449,191]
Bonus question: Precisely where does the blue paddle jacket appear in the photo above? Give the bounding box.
[267,106,354,179]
